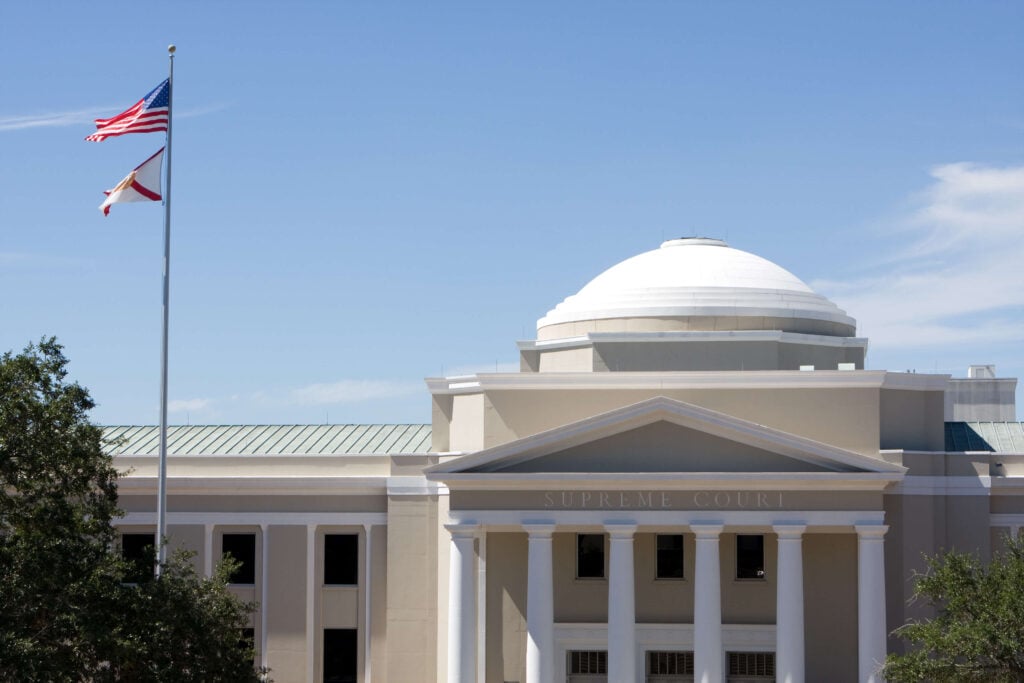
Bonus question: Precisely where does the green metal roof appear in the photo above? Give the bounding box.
[103,424,432,456]
[945,422,1024,453]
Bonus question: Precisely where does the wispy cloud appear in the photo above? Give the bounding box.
[815,162,1024,348]
[0,107,113,132]
[289,379,421,406]
[168,398,211,413]
[166,378,421,419]
[0,102,229,133]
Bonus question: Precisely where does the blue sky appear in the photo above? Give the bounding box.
[2,2,1022,425]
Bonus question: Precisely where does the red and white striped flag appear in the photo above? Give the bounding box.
[99,148,164,216]
[86,79,169,142]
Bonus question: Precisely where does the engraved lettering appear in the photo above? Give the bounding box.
[600,492,611,508]
[736,492,749,508]
[758,493,769,508]
[544,492,554,508]
[714,492,730,507]
[694,491,710,508]
[661,492,672,508]
[619,492,631,508]
[777,492,784,508]
[637,492,652,508]
[562,492,574,507]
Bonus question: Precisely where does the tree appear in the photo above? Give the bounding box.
[0,338,264,682]
[883,534,1024,682]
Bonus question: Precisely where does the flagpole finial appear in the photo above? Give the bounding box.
[168,44,176,54]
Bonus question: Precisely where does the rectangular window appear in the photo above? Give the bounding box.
[736,535,765,580]
[568,650,607,675]
[121,532,155,583]
[647,650,694,676]
[324,534,359,585]
[655,534,684,579]
[222,533,257,585]
[323,628,357,683]
[727,651,775,679]
[238,627,256,660]
[576,533,605,579]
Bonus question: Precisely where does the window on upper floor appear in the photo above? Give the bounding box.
[324,534,358,585]
[120,532,155,583]
[655,534,685,579]
[576,533,605,579]
[736,534,765,580]
[222,533,256,585]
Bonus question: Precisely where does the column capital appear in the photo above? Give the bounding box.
[604,522,638,538]
[522,523,557,538]
[445,522,480,539]
[855,524,889,540]
[773,523,807,539]
[690,522,725,538]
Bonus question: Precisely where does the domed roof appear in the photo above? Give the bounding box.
[537,238,856,337]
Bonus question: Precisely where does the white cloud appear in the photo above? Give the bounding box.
[441,362,520,377]
[0,102,228,133]
[815,162,1024,349]
[289,379,421,406]
[168,398,212,413]
[0,107,114,132]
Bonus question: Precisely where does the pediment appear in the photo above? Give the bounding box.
[428,397,905,476]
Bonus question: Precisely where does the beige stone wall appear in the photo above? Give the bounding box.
[385,495,440,683]
[266,525,308,681]
[588,340,864,372]
[485,532,527,683]
[804,534,858,682]
[478,386,884,454]
[879,388,946,452]
[633,533,695,623]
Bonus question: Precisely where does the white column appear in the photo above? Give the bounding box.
[692,524,723,683]
[306,525,316,683]
[446,524,478,683]
[524,524,555,683]
[774,524,806,683]
[260,523,269,672]
[856,525,889,683]
[606,524,637,683]
[476,530,487,683]
[363,524,374,683]
[203,523,214,577]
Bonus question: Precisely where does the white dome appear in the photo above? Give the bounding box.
[537,238,856,335]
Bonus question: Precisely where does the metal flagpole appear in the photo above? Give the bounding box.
[155,44,175,577]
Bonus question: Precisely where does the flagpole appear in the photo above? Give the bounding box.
[155,44,175,577]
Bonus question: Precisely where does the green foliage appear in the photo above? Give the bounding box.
[884,534,1024,682]
[0,338,264,682]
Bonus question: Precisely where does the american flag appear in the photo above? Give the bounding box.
[85,79,169,142]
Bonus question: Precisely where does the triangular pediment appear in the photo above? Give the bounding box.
[427,397,905,476]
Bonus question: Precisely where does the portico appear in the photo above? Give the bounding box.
[441,514,889,683]
[428,396,903,683]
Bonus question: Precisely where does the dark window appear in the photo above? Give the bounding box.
[728,651,775,679]
[576,533,605,578]
[121,533,155,583]
[736,535,765,580]
[238,627,256,660]
[324,534,359,585]
[223,533,257,585]
[656,534,684,579]
[323,628,357,683]
[647,650,694,675]
[568,650,607,675]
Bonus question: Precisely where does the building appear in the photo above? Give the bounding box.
[107,238,1023,683]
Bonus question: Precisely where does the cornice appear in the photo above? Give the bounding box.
[426,370,949,395]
